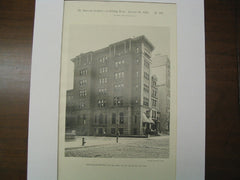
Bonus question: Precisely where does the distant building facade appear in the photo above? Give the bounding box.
[155,55,170,133]
[65,36,160,136]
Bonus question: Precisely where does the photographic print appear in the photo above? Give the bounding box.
[64,26,171,159]
[58,1,177,180]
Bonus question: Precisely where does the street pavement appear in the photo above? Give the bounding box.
[65,136,169,158]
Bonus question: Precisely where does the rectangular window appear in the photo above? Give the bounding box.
[99,78,108,84]
[100,67,108,73]
[144,84,149,92]
[98,99,106,107]
[79,90,87,97]
[144,72,149,80]
[79,69,87,76]
[119,128,123,135]
[114,72,124,79]
[113,97,123,106]
[144,59,150,68]
[119,112,124,124]
[112,113,116,124]
[79,79,87,86]
[111,128,116,135]
[152,99,157,107]
[143,97,149,106]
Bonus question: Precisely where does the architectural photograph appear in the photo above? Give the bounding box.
[63,26,171,158]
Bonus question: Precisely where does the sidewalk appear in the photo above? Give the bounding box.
[65,136,118,149]
[65,135,168,149]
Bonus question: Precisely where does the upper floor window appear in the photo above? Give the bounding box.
[144,72,149,80]
[114,72,124,79]
[99,78,107,84]
[98,88,107,95]
[152,89,157,97]
[144,59,150,68]
[79,79,87,86]
[152,99,157,107]
[99,56,108,63]
[100,67,108,74]
[113,96,123,106]
[79,69,87,76]
[79,89,87,97]
[136,47,140,53]
[114,84,124,91]
[98,99,106,107]
[143,97,149,106]
[144,84,149,92]
[115,59,125,68]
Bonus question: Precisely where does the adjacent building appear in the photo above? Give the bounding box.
[153,55,170,134]
[65,35,161,136]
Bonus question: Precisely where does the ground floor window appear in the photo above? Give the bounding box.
[133,128,137,135]
[111,128,116,134]
[98,128,103,135]
[119,128,123,135]
[119,112,124,124]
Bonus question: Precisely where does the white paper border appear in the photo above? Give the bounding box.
[27,0,205,180]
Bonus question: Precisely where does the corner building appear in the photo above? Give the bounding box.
[66,35,157,136]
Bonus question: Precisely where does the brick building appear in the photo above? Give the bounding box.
[65,35,160,136]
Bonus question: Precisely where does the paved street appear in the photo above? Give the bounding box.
[65,136,169,158]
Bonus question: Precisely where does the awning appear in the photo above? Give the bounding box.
[142,113,155,124]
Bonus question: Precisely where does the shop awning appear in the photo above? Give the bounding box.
[142,113,155,124]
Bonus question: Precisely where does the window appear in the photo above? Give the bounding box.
[133,128,137,135]
[79,69,87,76]
[112,113,116,124]
[99,114,104,124]
[152,111,157,118]
[152,80,157,86]
[144,72,149,80]
[99,78,108,84]
[113,97,123,106]
[95,115,97,124]
[105,115,107,124]
[98,99,106,107]
[100,67,108,74]
[144,59,150,68]
[111,128,116,134]
[136,71,139,77]
[135,115,137,123]
[114,84,124,91]
[119,128,123,135]
[114,72,124,79]
[79,90,87,97]
[136,47,140,53]
[98,88,107,95]
[143,97,149,106]
[152,99,157,107]
[144,84,149,92]
[119,112,124,124]
[99,56,107,63]
[78,102,86,109]
[152,89,157,97]
[115,59,125,68]
[79,79,87,86]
